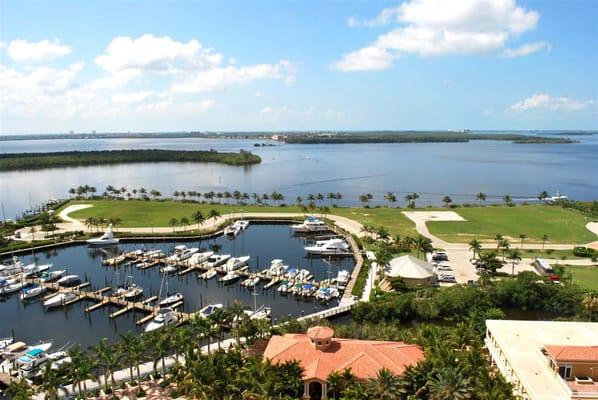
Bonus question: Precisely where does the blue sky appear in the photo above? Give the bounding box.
[0,0,597,134]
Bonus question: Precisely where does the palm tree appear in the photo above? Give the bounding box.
[427,367,473,400]
[68,187,76,198]
[442,195,453,207]
[169,217,178,233]
[93,338,120,393]
[359,193,373,207]
[316,193,324,204]
[38,363,64,400]
[173,190,180,201]
[494,233,503,249]
[209,209,220,227]
[108,217,122,232]
[365,368,402,400]
[503,194,513,206]
[84,217,96,232]
[519,233,527,249]
[119,331,138,383]
[404,192,419,209]
[542,234,549,249]
[507,249,522,275]
[475,192,487,205]
[468,239,482,260]
[192,210,205,229]
[375,226,390,242]
[6,378,34,400]
[296,195,303,206]
[326,192,336,206]
[413,235,433,258]
[384,192,397,207]
[67,345,93,395]
[229,300,246,347]
[180,216,191,229]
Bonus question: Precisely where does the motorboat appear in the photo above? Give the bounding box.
[144,308,179,332]
[548,191,568,202]
[285,268,298,279]
[296,269,313,281]
[199,269,217,280]
[241,276,260,287]
[300,284,316,297]
[40,269,66,283]
[336,270,350,287]
[205,254,231,268]
[167,245,199,262]
[291,216,328,233]
[225,220,250,236]
[244,305,271,321]
[316,287,340,302]
[115,283,143,300]
[265,259,288,277]
[18,347,51,377]
[145,249,165,259]
[57,275,81,287]
[223,256,250,272]
[87,224,119,246]
[23,263,51,278]
[20,285,47,300]
[0,276,18,286]
[188,251,214,265]
[0,281,25,296]
[277,280,291,294]
[43,292,77,309]
[0,337,14,351]
[0,257,25,275]
[198,303,223,319]
[304,238,351,256]
[159,293,183,306]
[160,265,178,274]
[219,271,240,284]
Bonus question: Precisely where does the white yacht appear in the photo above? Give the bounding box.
[167,245,199,262]
[316,287,340,302]
[265,259,288,277]
[198,303,223,319]
[296,269,313,281]
[40,269,67,283]
[188,251,214,265]
[199,269,218,280]
[224,220,250,236]
[219,271,240,284]
[160,265,178,274]
[115,283,143,299]
[159,292,184,306]
[23,263,51,278]
[144,308,178,332]
[0,281,25,295]
[548,191,568,201]
[223,256,250,272]
[304,238,351,256]
[291,216,328,233]
[0,257,25,275]
[205,254,231,268]
[43,292,77,309]
[87,224,119,246]
[20,285,47,300]
[57,275,81,287]
[336,270,350,287]
[241,276,260,287]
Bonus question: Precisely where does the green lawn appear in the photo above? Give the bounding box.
[566,265,598,291]
[427,205,595,244]
[329,207,418,237]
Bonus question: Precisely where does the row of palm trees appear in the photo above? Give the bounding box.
[84,217,122,232]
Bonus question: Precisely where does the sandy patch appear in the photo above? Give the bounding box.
[402,211,465,222]
[586,222,598,236]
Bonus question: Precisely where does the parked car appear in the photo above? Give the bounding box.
[438,274,457,283]
[432,252,449,262]
[437,265,453,271]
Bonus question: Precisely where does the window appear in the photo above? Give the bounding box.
[558,365,572,379]
[317,341,322,346]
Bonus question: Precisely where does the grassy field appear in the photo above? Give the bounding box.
[566,265,598,291]
[427,205,595,244]
[64,200,419,236]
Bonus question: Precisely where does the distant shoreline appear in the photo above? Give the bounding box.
[0,130,593,142]
[0,149,261,171]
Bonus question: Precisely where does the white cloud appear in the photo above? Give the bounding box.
[6,39,71,63]
[336,0,548,71]
[95,34,222,73]
[171,61,294,94]
[502,41,551,58]
[260,106,274,114]
[509,94,595,112]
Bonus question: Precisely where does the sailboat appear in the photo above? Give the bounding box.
[157,276,183,306]
[114,267,143,299]
[87,224,119,246]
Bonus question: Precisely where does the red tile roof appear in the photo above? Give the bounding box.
[307,326,335,340]
[545,345,598,362]
[264,329,424,381]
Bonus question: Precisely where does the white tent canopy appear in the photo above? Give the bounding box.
[386,255,434,279]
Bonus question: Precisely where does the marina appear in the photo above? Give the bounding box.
[0,223,355,348]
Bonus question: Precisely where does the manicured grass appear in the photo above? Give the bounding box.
[64,200,419,236]
[518,249,586,260]
[330,207,418,237]
[565,265,598,291]
[427,205,596,244]
[66,200,303,228]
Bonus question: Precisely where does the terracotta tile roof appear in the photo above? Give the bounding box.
[545,345,598,362]
[308,326,335,340]
[264,330,424,381]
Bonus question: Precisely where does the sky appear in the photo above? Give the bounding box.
[0,0,597,134]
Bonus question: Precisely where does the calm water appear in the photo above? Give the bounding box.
[1,136,597,218]
[0,223,354,348]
